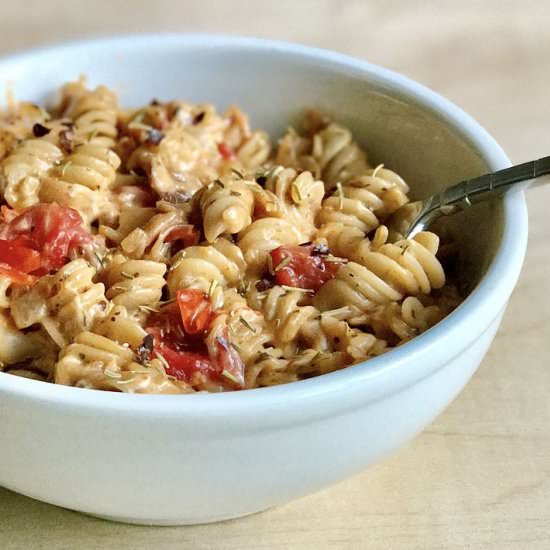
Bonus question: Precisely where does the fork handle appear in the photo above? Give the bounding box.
[427,155,550,215]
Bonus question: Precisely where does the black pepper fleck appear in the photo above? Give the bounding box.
[255,278,275,292]
[193,111,206,124]
[137,334,154,363]
[32,123,51,137]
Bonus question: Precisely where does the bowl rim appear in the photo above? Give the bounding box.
[0,33,528,414]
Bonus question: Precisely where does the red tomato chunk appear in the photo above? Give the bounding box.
[270,244,342,292]
[145,294,218,383]
[0,237,41,273]
[217,142,235,161]
[0,265,37,285]
[176,289,214,336]
[164,225,200,247]
[154,339,218,383]
[145,291,245,388]
[0,203,93,277]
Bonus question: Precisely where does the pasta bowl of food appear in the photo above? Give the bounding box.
[0,34,527,524]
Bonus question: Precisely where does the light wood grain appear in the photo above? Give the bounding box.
[1,1,549,548]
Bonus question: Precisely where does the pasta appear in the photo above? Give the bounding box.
[200,176,255,243]
[0,138,63,210]
[103,201,191,262]
[313,231,446,312]
[39,143,121,225]
[93,304,148,348]
[276,114,369,188]
[317,167,410,233]
[55,331,185,393]
[103,254,167,311]
[263,166,324,241]
[61,82,119,147]
[238,217,303,272]
[0,80,462,394]
[10,259,109,347]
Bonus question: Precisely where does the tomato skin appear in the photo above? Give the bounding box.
[0,264,37,285]
[0,203,92,273]
[146,294,244,388]
[214,331,245,388]
[270,244,342,292]
[0,238,41,273]
[165,225,199,247]
[145,296,218,383]
[0,206,18,223]
[217,142,235,161]
[176,289,214,335]
[153,341,217,382]
[206,318,245,389]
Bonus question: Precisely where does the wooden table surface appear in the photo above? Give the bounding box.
[1,2,549,548]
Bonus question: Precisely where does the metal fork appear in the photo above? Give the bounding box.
[390,156,550,238]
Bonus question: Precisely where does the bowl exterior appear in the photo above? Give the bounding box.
[0,309,505,525]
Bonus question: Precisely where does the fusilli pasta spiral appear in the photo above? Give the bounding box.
[0,138,63,209]
[200,177,255,242]
[10,259,108,347]
[314,231,446,312]
[104,254,166,311]
[238,217,304,272]
[40,144,121,224]
[167,238,246,303]
[59,81,119,147]
[317,167,410,233]
[276,117,369,189]
[55,331,185,393]
[263,166,324,240]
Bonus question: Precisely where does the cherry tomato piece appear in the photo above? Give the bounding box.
[0,238,41,273]
[153,342,217,382]
[217,142,235,161]
[270,244,342,292]
[0,203,92,272]
[0,264,37,285]
[164,225,200,247]
[176,289,215,335]
[206,320,245,389]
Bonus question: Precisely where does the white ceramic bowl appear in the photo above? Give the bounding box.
[0,34,527,525]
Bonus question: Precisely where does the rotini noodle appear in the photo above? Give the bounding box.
[0,138,63,209]
[168,238,246,304]
[59,81,118,147]
[104,254,166,311]
[276,117,369,189]
[200,177,255,242]
[55,331,186,393]
[238,217,304,272]
[317,167,410,233]
[40,144,121,224]
[263,166,324,240]
[93,304,149,349]
[10,259,108,347]
[314,231,445,312]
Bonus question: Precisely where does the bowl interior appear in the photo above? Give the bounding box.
[0,35,503,314]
